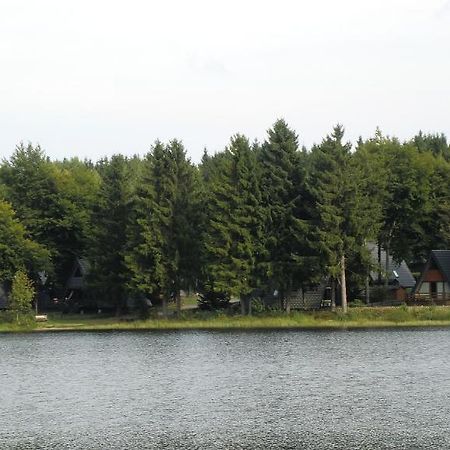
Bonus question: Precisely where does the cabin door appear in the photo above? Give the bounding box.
[430,282,437,297]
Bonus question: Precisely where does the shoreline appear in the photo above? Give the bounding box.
[3,306,450,333]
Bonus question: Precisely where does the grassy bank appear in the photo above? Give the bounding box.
[2,306,450,333]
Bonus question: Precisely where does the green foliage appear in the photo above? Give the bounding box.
[259,119,317,296]
[0,144,100,287]
[88,155,132,313]
[9,270,35,314]
[125,140,200,311]
[0,200,50,283]
[310,125,377,309]
[202,134,263,299]
[1,121,450,318]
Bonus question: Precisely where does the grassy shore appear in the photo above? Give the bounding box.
[2,306,450,333]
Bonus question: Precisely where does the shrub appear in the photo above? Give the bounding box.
[350,299,366,307]
[9,270,35,316]
[197,291,230,310]
[250,298,266,314]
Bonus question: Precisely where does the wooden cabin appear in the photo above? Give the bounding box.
[63,258,95,312]
[286,281,330,310]
[411,250,450,304]
[368,243,416,302]
[257,281,330,311]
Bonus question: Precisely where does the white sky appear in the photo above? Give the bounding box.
[1,0,450,162]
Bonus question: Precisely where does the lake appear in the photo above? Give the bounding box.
[1,329,450,449]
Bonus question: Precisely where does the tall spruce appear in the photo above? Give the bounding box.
[126,140,199,316]
[311,125,375,312]
[89,155,131,315]
[259,119,313,307]
[202,135,263,313]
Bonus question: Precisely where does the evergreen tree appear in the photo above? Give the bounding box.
[311,125,376,312]
[89,155,131,315]
[202,135,263,313]
[259,119,314,307]
[412,131,450,160]
[126,141,200,316]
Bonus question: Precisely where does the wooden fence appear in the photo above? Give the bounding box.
[407,293,450,306]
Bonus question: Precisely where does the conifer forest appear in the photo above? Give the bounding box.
[1,120,449,313]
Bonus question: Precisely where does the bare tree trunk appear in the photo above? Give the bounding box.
[176,291,181,317]
[331,280,336,312]
[162,297,168,318]
[385,242,390,289]
[365,276,370,305]
[377,241,382,284]
[340,254,348,313]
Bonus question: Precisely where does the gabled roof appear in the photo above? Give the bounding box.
[66,258,90,290]
[77,258,90,276]
[368,243,416,288]
[430,250,450,281]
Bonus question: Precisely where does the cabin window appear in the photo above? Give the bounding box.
[419,282,429,294]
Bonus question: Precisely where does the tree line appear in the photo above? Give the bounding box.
[1,120,449,314]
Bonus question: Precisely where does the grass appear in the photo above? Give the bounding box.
[3,306,450,333]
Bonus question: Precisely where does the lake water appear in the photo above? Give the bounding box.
[1,329,450,449]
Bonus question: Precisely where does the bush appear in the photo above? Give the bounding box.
[350,299,366,307]
[250,298,266,314]
[0,310,36,329]
[197,291,230,310]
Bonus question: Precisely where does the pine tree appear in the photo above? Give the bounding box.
[89,155,131,315]
[202,135,263,313]
[311,125,375,312]
[126,141,200,316]
[259,119,314,307]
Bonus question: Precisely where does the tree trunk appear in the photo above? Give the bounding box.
[340,254,348,313]
[331,280,336,312]
[365,276,370,305]
[385,242,390,289]
[248,298,252,316]
[377,241,382,284]
[162,297,168,318]
[176,291,181,317]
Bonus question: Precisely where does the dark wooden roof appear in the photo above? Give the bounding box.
[431,250,450,281]
[66,258,90,290]
[368,243,416,288]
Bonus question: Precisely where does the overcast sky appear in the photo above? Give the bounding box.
[1,0,449,162]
